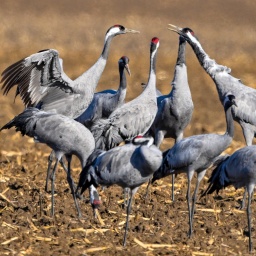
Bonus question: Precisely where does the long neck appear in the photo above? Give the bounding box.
[176,38,186,66]
[224,104,234,138]
[187,37,230,78]
[74,34,115,89]
[143,48,157,96]
[118,65,127,91]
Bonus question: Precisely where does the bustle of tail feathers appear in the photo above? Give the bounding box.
[0,107,40,136]
[151,149,170,183]
[91,118,111,150]
[201,155,231,197]
[76,149,104,195]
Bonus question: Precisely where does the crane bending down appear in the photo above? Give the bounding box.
[202,145,256,253]
[169,24,256,146]
[152,94,237,237]
[147,35,194,200]
[0,108,95,218]
[75,56,131,129]
[91,37,160,150]
[76,135,162,246]
[1,25,139,191]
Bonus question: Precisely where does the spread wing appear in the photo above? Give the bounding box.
[1,49,74,107]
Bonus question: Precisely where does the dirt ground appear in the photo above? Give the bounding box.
[1,1,256,255]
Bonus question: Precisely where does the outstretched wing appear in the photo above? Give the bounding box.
[1,49,74,107]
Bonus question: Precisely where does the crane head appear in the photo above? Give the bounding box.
[168,24,198,43]
[150,37,160,54]
[119,56,131,76]
[132,135,154,146]
[105,25,140,38]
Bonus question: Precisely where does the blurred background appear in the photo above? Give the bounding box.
[0,0,256,147]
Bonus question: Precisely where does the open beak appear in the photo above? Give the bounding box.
[167,24,183,35]
[125,64,131,76]
[125,28,140,34]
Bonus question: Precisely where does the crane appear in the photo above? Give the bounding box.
[75,56,131,129]
[147,35,194,200]
[91,37,160,150]
[202,145,256,253]
[0,107,95,218]
[1,25,139,192]
[169,24,256,146]
[1,25,139,119]
[76,135,162,246]
[152,94,237,238]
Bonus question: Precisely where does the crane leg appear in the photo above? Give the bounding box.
[187,169,195,238]
[240,187,247,209]
[50,158,59,217]
[171,174,175,201]
[247,186,253,253]
[123,187,138,246]
[66,157,82,218]
[45,150,55,192]
[144,179,151,202]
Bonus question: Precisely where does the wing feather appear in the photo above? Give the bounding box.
[1,49,74,107]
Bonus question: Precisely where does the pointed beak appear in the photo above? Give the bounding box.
[125,28,140,34]
[233,99,238,107]
[167,24,183,35]
[125,64,131,76]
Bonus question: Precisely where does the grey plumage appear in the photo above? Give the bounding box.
[202,145,256,253]
[147,36,194,200]
[152,94,237,238]
[169,24,256,146]
[76,135,162,246]
[0,108,95,218]
[91,37,160,150]
[75,56,131,129]
[1,25,139,119]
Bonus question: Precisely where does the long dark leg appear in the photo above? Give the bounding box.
[240,187,247,210]
[45,150,55,192]
[51,158,59,217]
[171,174,175,201]
[247,186,253,253]
[144,179,151,202]
[123,188,130,207]
[187,169,195,238]
[191,170,206,224]
[123,187,138,246]
[66,156,82,218]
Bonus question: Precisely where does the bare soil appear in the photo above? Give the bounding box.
[0,1,256,255]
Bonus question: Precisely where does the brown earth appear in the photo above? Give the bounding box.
[0,1,256,255]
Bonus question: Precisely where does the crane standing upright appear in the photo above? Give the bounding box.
[169,24,256,146]
[76,135,162,246]
[92,37,160,150]
[1,24,139,193]
[152,94,237,238]
[147,35,194,200]
[0,108,95,218]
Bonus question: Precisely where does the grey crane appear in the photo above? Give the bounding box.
[1,25,139,192]
[152,94,237,238]
[147,35,194,200]
[76,135,163,246]
[0,107,95,218]
[91,37,160,150]
[1,25,139,119]
[75,56,131,129]
[202,145,256,253]
[169,24,256,146]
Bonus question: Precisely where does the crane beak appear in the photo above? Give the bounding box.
[167,24,183,35]
[125,64,131,76]
[125,28,140,34]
